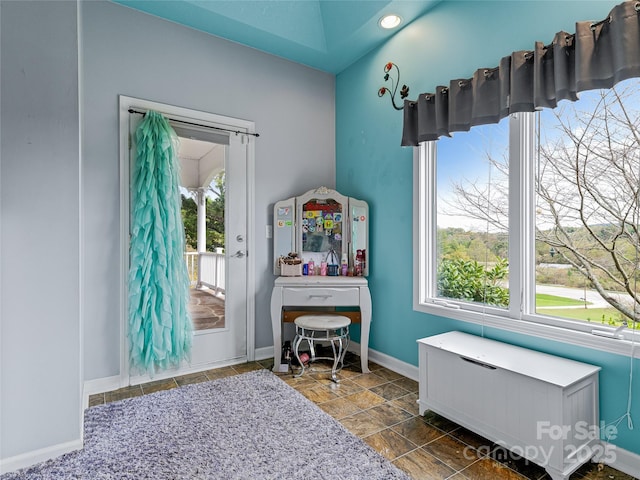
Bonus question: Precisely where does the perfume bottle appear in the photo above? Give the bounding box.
[341,254,348,276]
[355,249,364,276]
[326,248,339,276]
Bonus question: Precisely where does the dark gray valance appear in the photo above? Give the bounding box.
[402,1,640,146]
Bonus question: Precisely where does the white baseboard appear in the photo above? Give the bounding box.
[255,345,274,361]
[83,374,121,396]
[0,439,82,475]
[128,355,253,387]
[347,341,419,381]
[82,375,121,411]
[80,343,416,407]
[595,442,640,478]
[260,338,418,380]
[81,356,256,409]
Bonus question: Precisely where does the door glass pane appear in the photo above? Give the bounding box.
[177,136,226,332]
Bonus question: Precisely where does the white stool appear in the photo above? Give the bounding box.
[293,314,351,383]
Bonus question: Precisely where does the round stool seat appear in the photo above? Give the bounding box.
[294,314,351,330]
[292,314,351,383]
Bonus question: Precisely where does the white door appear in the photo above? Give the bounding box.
[120,96,253,383]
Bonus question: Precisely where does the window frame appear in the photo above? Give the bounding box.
[413,112,640,358]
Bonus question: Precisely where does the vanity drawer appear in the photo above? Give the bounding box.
[282,287,359,306]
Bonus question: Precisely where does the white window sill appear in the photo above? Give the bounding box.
[414,301,640,359]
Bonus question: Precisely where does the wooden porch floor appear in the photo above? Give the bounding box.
[188,287,225,331]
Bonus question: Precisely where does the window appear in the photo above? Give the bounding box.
[416,78,640,349]
[433,119,511,313]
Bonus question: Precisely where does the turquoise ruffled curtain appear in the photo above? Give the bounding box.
[128,110,192,375]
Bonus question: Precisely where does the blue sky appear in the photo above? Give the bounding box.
[435,77,640,232]
[436,117,509,230]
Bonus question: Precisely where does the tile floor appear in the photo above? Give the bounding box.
[89,355,637,480]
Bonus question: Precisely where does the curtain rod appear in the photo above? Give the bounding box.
[127,108,260,138]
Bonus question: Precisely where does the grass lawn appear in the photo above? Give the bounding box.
[539,307,623,324]
[535,293,590,307]
[535,293,634,327]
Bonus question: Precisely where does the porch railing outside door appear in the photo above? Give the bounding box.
[198,252,225,295]
[184,252,198,286]
[183,251,226,295]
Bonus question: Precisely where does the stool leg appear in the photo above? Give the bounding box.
[330,337,341,383]
[293,333,305,378]
[308,332,316,362]
[339,334,350,370]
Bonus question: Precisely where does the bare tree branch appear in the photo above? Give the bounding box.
[446,79,640,322]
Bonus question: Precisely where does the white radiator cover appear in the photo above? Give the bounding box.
[418,332,601,480]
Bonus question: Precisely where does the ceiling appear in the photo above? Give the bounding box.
[113,0,441,73]
[178,138,224,190]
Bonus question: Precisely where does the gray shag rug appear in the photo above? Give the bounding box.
[3,369,411,479]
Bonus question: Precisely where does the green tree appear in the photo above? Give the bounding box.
[437,257,509,307]
[181,195,198,250]
[206,172,225,250]
[180,171,226,252]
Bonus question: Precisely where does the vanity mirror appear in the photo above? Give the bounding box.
[271,186,372,374]
[273,187,369,276]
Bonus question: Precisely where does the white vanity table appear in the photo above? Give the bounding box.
[270,276,371,373]
[271,187,371,374]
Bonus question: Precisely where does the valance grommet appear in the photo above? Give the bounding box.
[590,15,612,31]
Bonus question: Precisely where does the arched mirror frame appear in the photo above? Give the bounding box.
[273,187,368,276]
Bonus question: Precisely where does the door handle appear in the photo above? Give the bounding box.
[231,250,247,258]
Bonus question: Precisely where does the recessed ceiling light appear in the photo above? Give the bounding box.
[379,14,402,29]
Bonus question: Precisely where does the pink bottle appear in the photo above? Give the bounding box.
[355,250,364,276]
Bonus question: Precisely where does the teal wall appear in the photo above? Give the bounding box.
[336,1,639,457]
